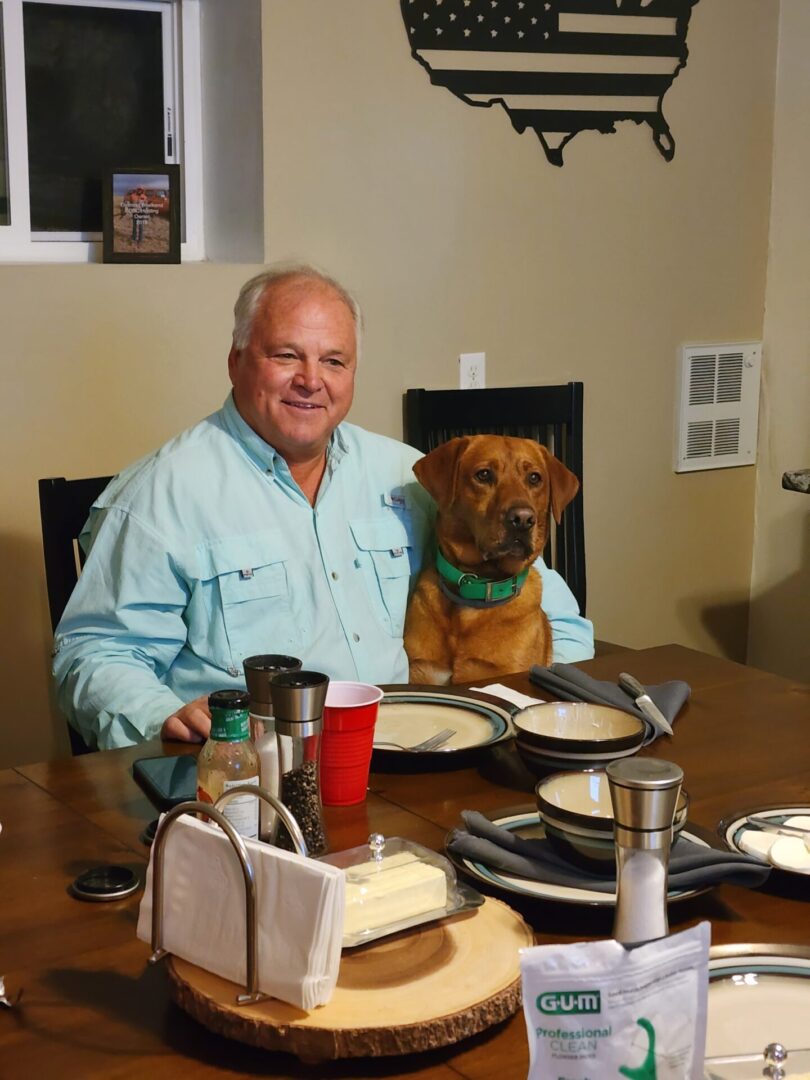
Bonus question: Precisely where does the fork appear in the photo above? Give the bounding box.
[375,728,456,753]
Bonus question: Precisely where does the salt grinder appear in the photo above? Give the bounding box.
[607,757,684,946]
[270,671,330,857]
[242,655,302,842]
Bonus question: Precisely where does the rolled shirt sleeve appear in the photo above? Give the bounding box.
[535,558,595,663]
[52,508,189,749]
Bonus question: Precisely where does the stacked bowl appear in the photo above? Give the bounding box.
[513,701,646,777]
[535,768,690,871]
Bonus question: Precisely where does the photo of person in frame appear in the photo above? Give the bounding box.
[112,172,172,256]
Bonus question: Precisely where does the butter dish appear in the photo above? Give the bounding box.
[321,833,484,949]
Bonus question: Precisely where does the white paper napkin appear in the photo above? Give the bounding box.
[479,683,545,710]
[137,814,345,1010]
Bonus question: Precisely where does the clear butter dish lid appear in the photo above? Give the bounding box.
[320,833,484,949]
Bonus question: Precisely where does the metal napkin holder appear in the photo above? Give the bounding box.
[147,785,308,1005]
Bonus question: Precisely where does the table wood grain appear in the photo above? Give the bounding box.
[4,644,809,1077]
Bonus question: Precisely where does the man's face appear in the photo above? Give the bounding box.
[228,277,357,464]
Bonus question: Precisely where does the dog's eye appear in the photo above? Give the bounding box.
[527,472,542,486]
[474,468,494,483]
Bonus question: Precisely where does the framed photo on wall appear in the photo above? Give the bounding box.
[102,165,180,263]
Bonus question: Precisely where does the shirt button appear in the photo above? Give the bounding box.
[331,571,339,581]
[353,633,360,642]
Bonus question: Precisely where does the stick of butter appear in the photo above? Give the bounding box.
[343,852,448,935]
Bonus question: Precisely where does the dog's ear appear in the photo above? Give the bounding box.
[413,437,471,506]
[541,448,580,524]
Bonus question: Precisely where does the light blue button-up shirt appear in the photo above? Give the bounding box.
[53,396,594,749]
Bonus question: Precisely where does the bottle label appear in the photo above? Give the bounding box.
[210,706,250,741]
[220,776,259,839]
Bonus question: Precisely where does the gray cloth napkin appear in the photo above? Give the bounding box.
[529,663,691,743]
[447,810,771,893]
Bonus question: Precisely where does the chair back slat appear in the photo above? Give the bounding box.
[38,475,113,755]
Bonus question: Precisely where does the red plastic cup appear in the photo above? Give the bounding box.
[320,682,384,806]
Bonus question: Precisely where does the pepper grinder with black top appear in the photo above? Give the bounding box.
[270,670,330,857]
[243,654,302,842]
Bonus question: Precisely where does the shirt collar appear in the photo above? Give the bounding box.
[220,392,349,476]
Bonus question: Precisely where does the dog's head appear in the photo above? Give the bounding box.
[413,434,579,576]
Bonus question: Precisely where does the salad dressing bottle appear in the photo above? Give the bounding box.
[196,689,260,840]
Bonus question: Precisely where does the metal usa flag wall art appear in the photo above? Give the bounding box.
[400,0,700,165]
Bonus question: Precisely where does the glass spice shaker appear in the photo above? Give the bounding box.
[243,654,302,842]
[270,670,329,857]
[607,757,684,946]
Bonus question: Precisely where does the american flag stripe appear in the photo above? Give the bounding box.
[553,34,682,57]
[557,0,688,14]
[511,112,661,138]
[416,51,680,76]
[432,71,673,96]
[467,94,660,114]
[558,13,678,36]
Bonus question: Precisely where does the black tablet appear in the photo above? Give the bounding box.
[132,754,197,811]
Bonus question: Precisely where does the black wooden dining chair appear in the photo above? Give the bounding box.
[404,383,586,615]
[38,475,113,755]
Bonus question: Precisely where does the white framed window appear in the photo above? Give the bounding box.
[0,0,203,262]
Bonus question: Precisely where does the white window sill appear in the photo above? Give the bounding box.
[0,239,205,263]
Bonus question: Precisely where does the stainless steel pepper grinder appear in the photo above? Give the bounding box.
[270,671,330,857]
[607,757,684,946]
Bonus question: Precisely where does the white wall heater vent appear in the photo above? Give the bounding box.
[674,342,761,473]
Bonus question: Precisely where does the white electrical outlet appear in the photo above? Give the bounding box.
[459,352,486,390]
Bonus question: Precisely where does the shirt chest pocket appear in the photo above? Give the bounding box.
[194,537,302,662]
[218,561,288,606]
[350,517,414,638]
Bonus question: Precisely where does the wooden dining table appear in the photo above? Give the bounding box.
[2,643,809,1078]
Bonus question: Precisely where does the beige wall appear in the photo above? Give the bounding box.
[748,0,810,683]
[0,0,779,768]
[0,265,255,766]
[261,1,776,649]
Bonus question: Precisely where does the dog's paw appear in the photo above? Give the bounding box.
[408,662,452,686]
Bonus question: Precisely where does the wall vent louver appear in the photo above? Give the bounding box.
[674,342,761,473]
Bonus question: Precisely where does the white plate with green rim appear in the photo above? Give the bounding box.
[719,805,810,876]
[446,806,712,907]
[374,687,514,754]
[704,944,810,1075]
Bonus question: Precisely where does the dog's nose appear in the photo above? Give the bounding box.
[506,505,535,531]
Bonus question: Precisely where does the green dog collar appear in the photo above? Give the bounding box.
[436,549,529,603]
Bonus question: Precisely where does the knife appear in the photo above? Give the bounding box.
[618,672,674,736]
[746,814,810,842]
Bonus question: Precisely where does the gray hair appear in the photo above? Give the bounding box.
[232,262,363,356]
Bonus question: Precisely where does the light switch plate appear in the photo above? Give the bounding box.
[459,352,486,390]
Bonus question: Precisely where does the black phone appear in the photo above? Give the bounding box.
[132,754,197,811]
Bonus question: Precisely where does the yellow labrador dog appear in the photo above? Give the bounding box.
[404,434,579,684]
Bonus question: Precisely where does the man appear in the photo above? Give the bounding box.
[53,265,593,749]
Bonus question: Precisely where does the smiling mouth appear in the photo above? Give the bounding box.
[282,400,323,410]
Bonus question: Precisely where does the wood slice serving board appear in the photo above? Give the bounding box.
[167,897,533,1060]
